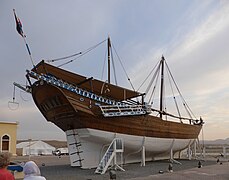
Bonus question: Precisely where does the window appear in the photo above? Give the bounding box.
[2,135,10,151]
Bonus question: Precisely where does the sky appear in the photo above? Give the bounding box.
[0,0,229,141]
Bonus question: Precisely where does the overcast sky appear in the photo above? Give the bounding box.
[1,0,229,141]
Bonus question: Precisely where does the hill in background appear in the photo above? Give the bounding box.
[201,138,229,145]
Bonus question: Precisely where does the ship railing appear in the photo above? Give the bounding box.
[26,70,118,105]
[99,104,151,117]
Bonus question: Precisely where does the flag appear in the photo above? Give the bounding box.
[13,9,24,37]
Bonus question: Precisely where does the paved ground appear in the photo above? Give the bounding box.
[12,155,229,180]
[130,162,229,180]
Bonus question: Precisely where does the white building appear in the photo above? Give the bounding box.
[16,140,55,156]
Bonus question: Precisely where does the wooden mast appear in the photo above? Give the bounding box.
[159,56,165,118]
[107,37,111,84]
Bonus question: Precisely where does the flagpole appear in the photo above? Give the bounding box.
[22,36,35,67]
[13,9,35,68]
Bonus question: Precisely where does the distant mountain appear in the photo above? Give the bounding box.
[200,138,229,145]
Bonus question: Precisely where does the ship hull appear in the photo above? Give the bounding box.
[31,82,201,139]
[66,128,195,168]
[30,82,202,168]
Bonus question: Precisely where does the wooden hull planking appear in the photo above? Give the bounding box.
[31,82,201,140]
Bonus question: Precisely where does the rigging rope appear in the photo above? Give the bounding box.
[46,39,107,66]
[112,43,135,91]
[201,125,205,152]
[145,64,160,95]
[137,60,160,91]
[166,67,182,122]
[142,57,199,122]
[46,52,82,62]
[183,103,193,119]
[148,70,160,104]
[165,61,197,120]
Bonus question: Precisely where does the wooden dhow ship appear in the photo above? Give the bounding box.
[15,37,203,170]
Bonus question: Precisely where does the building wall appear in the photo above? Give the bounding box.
[0,122,18,155]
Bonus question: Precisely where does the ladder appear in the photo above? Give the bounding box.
[66,129,84,167]
[95,138,125,174]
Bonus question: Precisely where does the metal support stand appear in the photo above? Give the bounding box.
[203,147,206,158]
[223,146,226,157]
[141,136,146,166]
[170,140,182,165]
[141,146,146,167]
[187,144,192,160]
[193,139,197,159]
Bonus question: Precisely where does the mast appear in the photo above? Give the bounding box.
[107,36,111,84]
[159,56,165,118]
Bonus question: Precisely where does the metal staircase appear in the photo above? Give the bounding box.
[100,104,151,117]
[66,129,84,167]
[95,138,125,174]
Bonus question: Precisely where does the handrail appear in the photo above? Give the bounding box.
[100,104,151,117]
[95,138,124,174]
